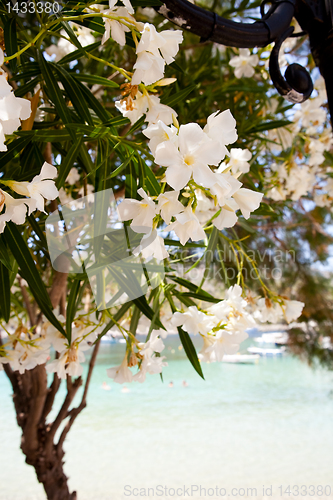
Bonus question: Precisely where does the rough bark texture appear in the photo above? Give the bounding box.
[3,362,81,500]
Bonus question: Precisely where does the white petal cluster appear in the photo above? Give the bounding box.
[229,48,259,78]
[115,89,177,126]
[132,23,183,86]
[0,325,50,374]
[0,49,31,151]
[0,162,59,233]
[253,297,304,324]
[107,329,167,384]
[45,314,97,379]
[102,0,142,46]
[169,285,255,363]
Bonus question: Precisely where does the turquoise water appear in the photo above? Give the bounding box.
[1,336,333,500]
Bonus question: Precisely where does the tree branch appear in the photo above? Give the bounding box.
[57,339,101,452]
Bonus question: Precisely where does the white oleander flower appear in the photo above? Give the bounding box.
[0,67,31,151]
[102,6,138,46]
[115,91,149,125]
[228,148,252,175]
[66,167,80,185]
[143,121,178,155]
[171,305,214,335]
[132,51,165,86]
[229,48,259,78]
[232,188,263,219]
[0,189,36,234]
[157,190,184,224]
[133,228,169,261]
[203,109,238,155]
[281,299,304,323]
[136,23,183,64]
[166,204,206,245]
[117,187,157,231]
[254,297,283,323]
[8,162,59,212]
[154,122,223,190]
[107,356,133,383]
[204,329,248,361]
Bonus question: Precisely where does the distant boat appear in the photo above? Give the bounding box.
[254,332,289,345]
[222,354,260,364]
[247,346,285,356]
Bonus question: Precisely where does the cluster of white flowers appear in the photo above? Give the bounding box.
[252,297,304,324]
[117,110,263,260]
[106,329,167,384]
[0,312,101,378]
[172,285,254,362]
[0,162,59,233]
[265,76,333,205]
[0,49,31,151]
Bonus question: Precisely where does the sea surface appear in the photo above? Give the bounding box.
[1,334,333,500]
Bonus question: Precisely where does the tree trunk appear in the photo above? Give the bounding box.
[4,363,78,500]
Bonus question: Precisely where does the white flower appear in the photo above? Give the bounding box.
[207,330,248,361]
[210,172,241,207]
[117,187,157,231]
[171,306,214,335]
[138,329,165,357]
[0,73,31,151]
[136,23,183,64]
[229,48,259,78]
[107,356,133,384]
[203,109,238,154]
[254,297,283,323]
[154,122,223,190]
[213,204,238,230]
[132,51,165,86]
[133,229,169,261]
[143,121,178,155]
[281,299,304,323]
[166,204,206,245]
[115,91,149,125]
[102,6,136,46]
[232,188,263,219]
[0,189,36,234]
[228,148,252,175]
[157,190,184,224]
[144,94,176,126]
[8,162,59,212]
[66,167,80,185]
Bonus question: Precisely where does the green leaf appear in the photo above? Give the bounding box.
[246,119,292,133]
[0,235,13,271]
[66,279,82,341]
[16,129,73,142]
[0,136,33,168]
[3,17,18,71]
[37,52,76,140]
[161,83,197,108]
[4,223,67,337]
[144,163,161,196]
[108,151,135,179]
[56,136,84,188]
[72,74,119,89]
[178,327,205,379]
[51,63,94,126]
[0,261,10,322]
[58,41,100,65]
